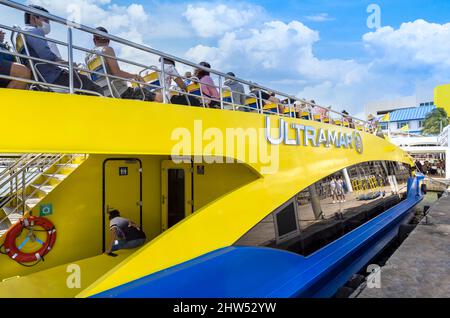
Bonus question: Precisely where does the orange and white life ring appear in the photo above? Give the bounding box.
[3,216,56,264]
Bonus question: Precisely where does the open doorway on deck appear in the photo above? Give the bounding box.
[102,158,142,252]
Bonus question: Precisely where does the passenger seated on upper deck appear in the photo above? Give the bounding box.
[194,61,220,108]
[249,84,283,113]
[22,5,103,95]
[224,72,246,107]
[184,71,193,86]
[0,30,14,62]
[159,57,200,106]
[342,110,355,128]
[0,55,31,90]
[310,100,328,122]
[0,30,31,90]
[0,30,31,89]
[105,209,146,255]
[86,27,162,102]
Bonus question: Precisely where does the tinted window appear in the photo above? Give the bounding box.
[235,160,412,255]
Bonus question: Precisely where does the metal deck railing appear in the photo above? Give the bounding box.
[0,0,376,133]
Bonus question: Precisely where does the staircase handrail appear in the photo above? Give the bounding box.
[0,154,83,226]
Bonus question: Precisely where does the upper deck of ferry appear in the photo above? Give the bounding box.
[0,0,378,135]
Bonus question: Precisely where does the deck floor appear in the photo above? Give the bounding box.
[0,249,136,298]
[358,194,450,298]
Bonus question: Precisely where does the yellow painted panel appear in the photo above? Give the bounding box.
[434,84,450,115]
[0,249,135,298]
[193,163,258,211]
[0,90,412,297]
[87,57,103,72]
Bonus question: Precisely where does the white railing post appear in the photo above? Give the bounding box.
[219,76,224,110]
[67,27,74,94]
[160,57,168,104]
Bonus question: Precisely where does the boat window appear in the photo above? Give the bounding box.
[234,160,413,256]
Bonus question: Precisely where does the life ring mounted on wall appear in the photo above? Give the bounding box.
[1,216,56,265]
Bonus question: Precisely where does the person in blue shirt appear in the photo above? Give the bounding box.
[22,5,102,95]
[0,30,14,62]
[0,29,31,90]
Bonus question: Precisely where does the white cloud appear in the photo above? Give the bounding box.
[186,21,318,71]
[183,3,265,38]
[185,14,450,115]
[305,13,334,22]
[363,19,450,69]
[27,0,148,33]
[186,19,366,87]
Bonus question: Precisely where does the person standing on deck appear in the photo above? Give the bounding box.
[330,177,339,204]
[337,177,346,203]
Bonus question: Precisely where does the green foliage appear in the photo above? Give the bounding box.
[422,108,449,135]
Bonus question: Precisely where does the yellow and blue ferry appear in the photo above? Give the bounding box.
[0,0,425,298]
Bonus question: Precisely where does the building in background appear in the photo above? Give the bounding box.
[365,92,448,180]
[379,104,436,135]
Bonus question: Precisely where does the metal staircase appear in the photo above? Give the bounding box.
[0,154,87,237]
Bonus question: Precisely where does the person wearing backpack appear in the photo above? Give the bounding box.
[105,209,146,256]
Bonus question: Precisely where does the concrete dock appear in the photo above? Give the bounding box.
[358,194,450,298]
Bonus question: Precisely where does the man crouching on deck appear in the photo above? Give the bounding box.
[105,209,146,256]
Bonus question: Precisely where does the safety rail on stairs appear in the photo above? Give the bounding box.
[0,154,65,227]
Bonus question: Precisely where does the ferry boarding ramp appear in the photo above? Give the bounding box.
[0,1,419,298]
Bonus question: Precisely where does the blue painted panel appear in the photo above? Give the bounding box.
[93,177,423,298]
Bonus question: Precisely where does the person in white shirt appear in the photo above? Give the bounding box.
[330,177,338,204]
[160,57,200,106]
[160,57,186,94]
[337,177,346,203]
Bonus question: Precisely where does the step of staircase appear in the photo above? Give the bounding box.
[43,174,68,181]
[0,207,23,238]
[55,164,80,169]
[30,184,55,194]
[25,197,41,210]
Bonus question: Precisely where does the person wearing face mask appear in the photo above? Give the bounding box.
[22,5,102,95]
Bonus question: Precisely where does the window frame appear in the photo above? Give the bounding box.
[273,198,301,245]
[397,121,409,129]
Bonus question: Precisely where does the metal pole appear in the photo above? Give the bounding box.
[67,27,74,94]
[258,90,263,114]
[160,57,168,104]
[219,76,224,110]
[342,168,353,193]
[21,171,26,215]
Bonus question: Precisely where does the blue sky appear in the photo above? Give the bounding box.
[1,0,450,116]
